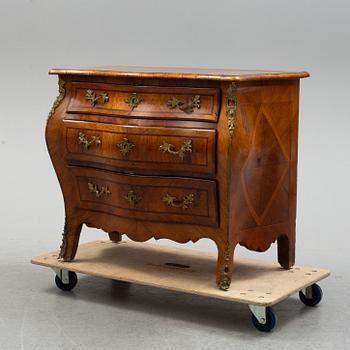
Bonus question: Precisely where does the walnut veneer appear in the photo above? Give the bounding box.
[46,66,309,290]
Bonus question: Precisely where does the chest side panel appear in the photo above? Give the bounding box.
[231,80,300,251]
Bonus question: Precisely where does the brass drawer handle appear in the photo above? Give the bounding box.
[88,182,111,198]
[159,139,192,159]
[124,190,141,205]
[125,93,143,110]
[166,95,200,114]
[117,137,135,156]
[85,89,109,106]
[162,193,195,210]
[78,132,101,149]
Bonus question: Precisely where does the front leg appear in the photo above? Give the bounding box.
[58,217,82,261]
[216,240,236,291]
[108,231,122,243]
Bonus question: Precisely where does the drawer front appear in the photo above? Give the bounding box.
[65,121,216,176]
[73,168,218,227]
[67,82,220,122]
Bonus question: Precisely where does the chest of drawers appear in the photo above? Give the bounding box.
[46,66,309,290]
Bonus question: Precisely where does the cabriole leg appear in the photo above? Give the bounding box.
[216,240,235,291]
[58,217,82,261]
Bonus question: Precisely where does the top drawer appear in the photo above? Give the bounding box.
[67,82,220,122]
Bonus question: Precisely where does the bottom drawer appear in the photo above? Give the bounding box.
[73,167,218,227]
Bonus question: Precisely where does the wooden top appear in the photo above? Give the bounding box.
[49,66,309,82]
[31,240,329,306]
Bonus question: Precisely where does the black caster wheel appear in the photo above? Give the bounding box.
[299,283,323,307]
[55,271,78,291]
[251,307,277,332]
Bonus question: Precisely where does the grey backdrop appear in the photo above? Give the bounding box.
[0,1,349,349]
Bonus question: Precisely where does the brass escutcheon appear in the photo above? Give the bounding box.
[162,193,195,210]
[85,89,109,107]
[117,137,135,156]
[124,190,141,205]
[125,93,143,110]
[159,139,192,159]
[166,95,200,114]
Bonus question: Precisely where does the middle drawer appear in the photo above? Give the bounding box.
[65,121,216,177]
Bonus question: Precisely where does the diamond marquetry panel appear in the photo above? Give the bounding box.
[239,101,294,229]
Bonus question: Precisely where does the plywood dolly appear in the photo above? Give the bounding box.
[32,240,330,332]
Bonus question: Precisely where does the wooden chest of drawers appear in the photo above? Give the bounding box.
[46,66,309,290]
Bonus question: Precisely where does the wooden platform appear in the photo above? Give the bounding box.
[31,240,330,306]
